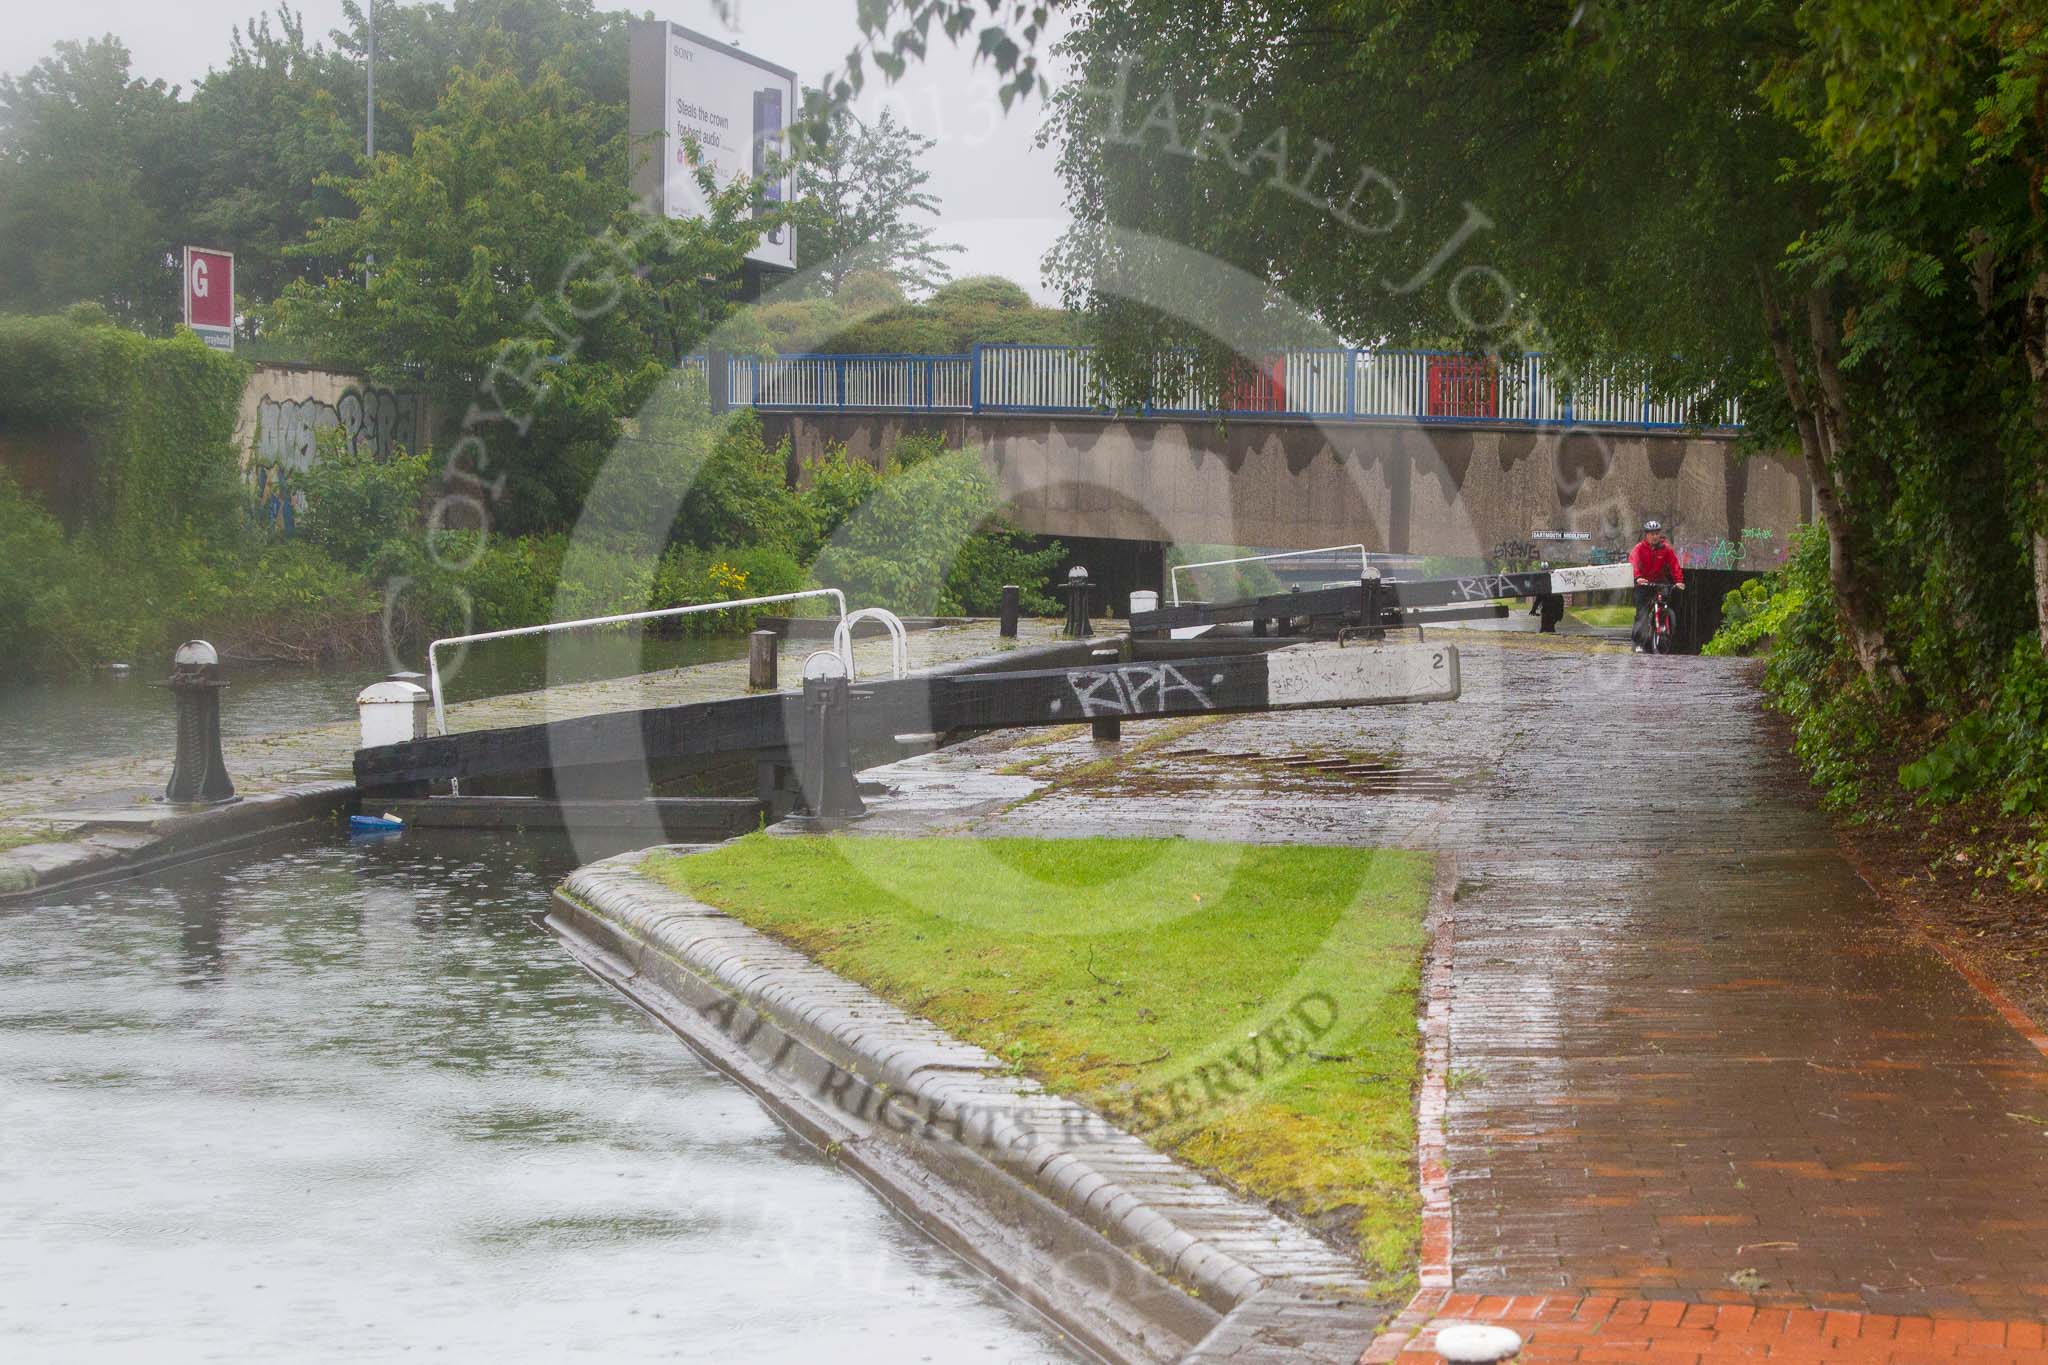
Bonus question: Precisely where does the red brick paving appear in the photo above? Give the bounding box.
[1364,1291,2048,1361]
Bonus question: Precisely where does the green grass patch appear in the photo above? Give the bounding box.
[1569,604,1634,628]
[647,833,1432,1291]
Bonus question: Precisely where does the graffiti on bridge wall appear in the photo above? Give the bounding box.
[1676,528,1783,570]
[250,385,422,534]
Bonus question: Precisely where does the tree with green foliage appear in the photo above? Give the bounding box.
[272,55,764,531]
[877,0,2037,695]
[182,10,360,317]
[1762,0,2048,655]
[0,38,189,330]
[794,106,962,296]
[323,0,631,162]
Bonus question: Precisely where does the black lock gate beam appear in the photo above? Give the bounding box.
[1130,564,1636,636]
[354,644,1463,796]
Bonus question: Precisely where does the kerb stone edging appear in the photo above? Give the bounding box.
[0,780,355,901]
[550,848,1399,1365]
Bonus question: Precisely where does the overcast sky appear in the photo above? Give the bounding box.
[0,0,1074,301]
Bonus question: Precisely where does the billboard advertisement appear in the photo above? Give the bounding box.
[629,21,797,271]
[182,246,235,351]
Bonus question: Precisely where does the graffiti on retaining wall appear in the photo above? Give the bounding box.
[249,385,422,533]
[254,387,420,468]
[1676,529,1783,570]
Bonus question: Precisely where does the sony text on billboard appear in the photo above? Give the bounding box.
[631,22,796,271]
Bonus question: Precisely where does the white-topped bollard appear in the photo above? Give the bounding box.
[162,640,237,805]
[1130,589,1159,617]
[1434,1323,1523,1362]
[357,677,432,748]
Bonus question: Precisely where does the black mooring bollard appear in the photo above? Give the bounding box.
[1090,645,1122,742]
[1061,566,1095,639]
[1359,574,1389,641]
[798,654,865,820]
[999,584,1020,638]
[161,640,237,805]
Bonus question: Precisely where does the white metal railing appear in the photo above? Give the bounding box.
[701,345,1743,430]
[732,354,976,411]
[831,606,910,680]
[425,588,846,736]
[1169,544,1372,606]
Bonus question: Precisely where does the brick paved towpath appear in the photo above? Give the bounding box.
[948,635,2048,1349]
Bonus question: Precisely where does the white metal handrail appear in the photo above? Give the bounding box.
[831,606,910,680]
[425,587,847,735]
[1169,544,1371,606]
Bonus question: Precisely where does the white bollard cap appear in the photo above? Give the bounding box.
[173,640,221,669]
[357,680,430,705]
[357,680,431,748]
[1434,1323,1523,1362]
[801,650,849,681]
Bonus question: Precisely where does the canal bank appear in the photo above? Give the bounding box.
[551,841,1405,1365]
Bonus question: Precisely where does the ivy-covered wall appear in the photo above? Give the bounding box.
[0,309,248,542]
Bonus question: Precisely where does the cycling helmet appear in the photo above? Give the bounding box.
[1642,519,1663,533]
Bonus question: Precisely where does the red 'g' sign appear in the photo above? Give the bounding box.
[182,247,234,333]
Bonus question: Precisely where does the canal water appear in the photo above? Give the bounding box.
[0,633,750,772]
[0,828,1082,1363]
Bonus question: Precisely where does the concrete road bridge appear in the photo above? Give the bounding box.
[705,344,1810,601]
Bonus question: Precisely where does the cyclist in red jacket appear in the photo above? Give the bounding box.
[1630,520,1685,653]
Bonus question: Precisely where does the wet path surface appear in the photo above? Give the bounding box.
[0,829,1081,1362]
[949,637,2048,1320]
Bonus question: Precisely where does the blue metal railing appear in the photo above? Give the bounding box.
[706,344,1740,431]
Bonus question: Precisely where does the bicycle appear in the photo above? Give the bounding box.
[1639,581,1681,654]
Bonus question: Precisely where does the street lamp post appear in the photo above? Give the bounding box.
[365,0,376,286]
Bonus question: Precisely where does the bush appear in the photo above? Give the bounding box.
[811,446,1057,615]
[814,306,957,355]
[0,476,99,672]
[929,276,1034,311]
[792,447,884,561]
[1900,643,2048,817]
[295,430,433,565]
[837,269,907,316]
[613,382,804,552]
[651,543,812,631]
[393,530,819,646]
[945,530,1063,615]
[678,410,804,552]
[1704,525,1820,657]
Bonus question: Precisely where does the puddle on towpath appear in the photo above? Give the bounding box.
[0,826,1081,1363]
